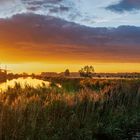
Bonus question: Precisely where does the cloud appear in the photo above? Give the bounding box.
[0,0,99,27]
[0,0,86,21]
[106,0,140,13]
[22,0,69,13]
[0,0,26,18]
[0,0,140,27]
[0,14,140,63]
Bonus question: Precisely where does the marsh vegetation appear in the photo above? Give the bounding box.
[0,78,140,140]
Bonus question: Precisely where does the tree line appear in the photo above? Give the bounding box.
[64,65,95,78]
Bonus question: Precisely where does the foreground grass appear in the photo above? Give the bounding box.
[0,79,140,140]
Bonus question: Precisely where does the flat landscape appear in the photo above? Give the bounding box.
[0,76,140,140]
[0,0,140,139]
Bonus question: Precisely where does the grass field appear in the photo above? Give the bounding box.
[0,78,140,140]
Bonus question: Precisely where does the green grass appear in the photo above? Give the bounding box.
[0,79,140,140]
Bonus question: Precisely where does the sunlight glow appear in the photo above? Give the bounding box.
[3,63,140,74]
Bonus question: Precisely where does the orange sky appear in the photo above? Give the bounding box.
[0,14,140,73]
[0,44,140,73]
[0,62,139,74]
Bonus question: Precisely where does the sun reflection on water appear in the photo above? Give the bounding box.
[0,77,50,92]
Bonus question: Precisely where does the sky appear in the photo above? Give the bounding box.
[0,0,140,73]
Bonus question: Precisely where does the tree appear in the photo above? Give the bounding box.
[79,65,95,78]
[64,69,70,77]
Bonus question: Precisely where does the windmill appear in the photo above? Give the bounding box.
[0,64,10,74]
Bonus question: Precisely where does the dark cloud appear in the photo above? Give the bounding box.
[22,0,69,13]
[106,0,140,13]
[0,14,140,62]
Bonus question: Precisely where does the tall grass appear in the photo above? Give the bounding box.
[0,79,140,140]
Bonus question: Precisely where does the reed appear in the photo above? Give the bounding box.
[0,79,139,140]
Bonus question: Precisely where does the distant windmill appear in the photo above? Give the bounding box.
[0,64,10,74]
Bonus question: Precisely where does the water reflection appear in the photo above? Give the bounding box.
[0,77,50,92]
